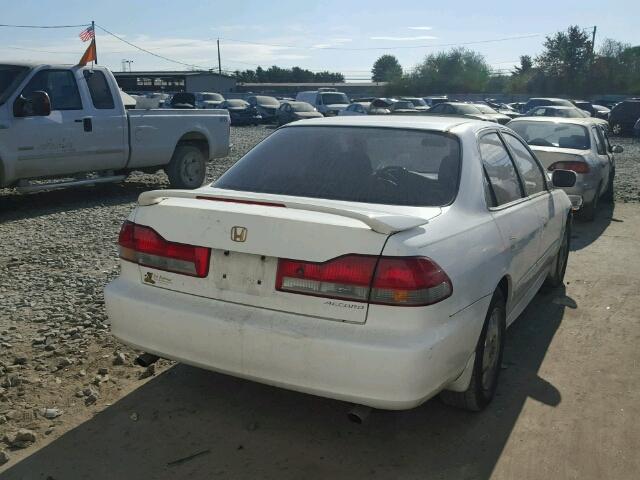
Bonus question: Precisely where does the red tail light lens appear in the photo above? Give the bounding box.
[548,161,590,174]
[118,221,211,278]
[276,255,452,306]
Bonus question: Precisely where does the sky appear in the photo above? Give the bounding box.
[1,0,638,80]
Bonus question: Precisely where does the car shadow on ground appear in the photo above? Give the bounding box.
[2,287,571,480]
[0,179,166,223]
[570,201,615,251]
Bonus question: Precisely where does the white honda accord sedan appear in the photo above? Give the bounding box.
[105,116,575,411]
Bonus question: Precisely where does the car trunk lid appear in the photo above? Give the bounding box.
[131,189,439,323]
[529,146,588,169]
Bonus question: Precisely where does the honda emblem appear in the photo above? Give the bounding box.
[231,226,248,242]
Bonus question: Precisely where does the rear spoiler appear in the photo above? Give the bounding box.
[137,189,429,235]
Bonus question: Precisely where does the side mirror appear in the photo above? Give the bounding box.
[552,169,577,188]
[13,91,51,117]
[611,145,624,154]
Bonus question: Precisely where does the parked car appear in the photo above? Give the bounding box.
[634,118,640,138]
[276,101,323,125]
[483,100,521,119]
[400,97,429,111]
[422,96,448,107]
[608,99,640,136]
[524,106,610,131]
[507,102,526,113]
[295,88,350,116]
[0,63,230,191]
[105,115,575,413]
[427,102,500,122]
[571,100,610,119]
[220,99,261,126]
[472,104,511,124]
[522,97,575,112]
[247,95,280,123]
[389,100,419,114]
[369,98,396,115]
[339,102,371,116]
[169,92,196,109]
[507,117,622,220]
[194,92,225,109]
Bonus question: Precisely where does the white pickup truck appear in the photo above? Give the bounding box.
[0,63,230,192]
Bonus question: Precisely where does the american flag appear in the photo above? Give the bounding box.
[79,25,95,42]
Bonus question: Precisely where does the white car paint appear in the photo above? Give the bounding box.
[105,116,572,410]
[0,63,230,188]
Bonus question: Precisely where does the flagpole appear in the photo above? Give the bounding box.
[92,20,97,65]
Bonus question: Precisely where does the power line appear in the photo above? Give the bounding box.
[0,23,89,29]
[95,24,211,70]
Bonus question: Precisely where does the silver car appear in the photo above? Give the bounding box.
[507,117,623,220]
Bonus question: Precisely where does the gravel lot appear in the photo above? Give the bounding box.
[0,125,638,473]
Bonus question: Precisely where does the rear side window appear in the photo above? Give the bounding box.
[21,69,82,111]
[503,134,546,196]
[214,126,461,207]
[592,127,606,155]
[479,133,523,206]
[83,70,114,109]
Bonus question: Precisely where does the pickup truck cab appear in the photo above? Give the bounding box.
[0,63,230,192]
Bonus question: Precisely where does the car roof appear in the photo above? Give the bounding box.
[508,117,597,126]
[532,105,576,110]
[282,114,488,133]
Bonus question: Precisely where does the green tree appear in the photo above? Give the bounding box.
[371,55,403,82]
[513,55,533,75]
[535,25,592,95]
[234,66,344,83]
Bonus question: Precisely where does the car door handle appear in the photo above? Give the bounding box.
[75,117,93,132]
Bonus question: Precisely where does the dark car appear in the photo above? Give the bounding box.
[522,97,574,113]
[368,98,396,115]
[609,100,640,136]
[276,101,323,125]
[571,100,611,119]
[247,95,280,123]
[169,92,196,109]
[400,97,429,111]
[427,102,499,122]
[220,99,261,126]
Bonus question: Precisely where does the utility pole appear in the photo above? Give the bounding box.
[92,20,98,65]
[217,38,222,75]
[591,25,597,60]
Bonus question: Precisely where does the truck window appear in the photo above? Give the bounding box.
[21,69,82,111]
[83,70,114,109]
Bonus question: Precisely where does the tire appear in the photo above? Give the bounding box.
[544,219,570,288]
[580,186,600,221]
[602,168,615,203]
[440,289,506,411]
[610,122,623,136]
[164,144,206,189]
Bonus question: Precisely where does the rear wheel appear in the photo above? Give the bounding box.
[580,186,600,221]
[611,123,623,136]
[440,289,506,411]
[165,144,206,189]
[544,220,570,288]
[603,168,615,203]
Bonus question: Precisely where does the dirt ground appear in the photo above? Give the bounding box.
[0,203,638,479]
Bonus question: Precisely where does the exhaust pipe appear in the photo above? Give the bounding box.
[347,404,372,424]
[135,353,160,368]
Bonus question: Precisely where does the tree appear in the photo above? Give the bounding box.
[371,55,403,82]
[234,66,344,83]
[513,55,533,75]
[535,25,592,95]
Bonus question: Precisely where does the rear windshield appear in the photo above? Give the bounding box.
[226,99,248,107]
[202,93,223,101]
[509,121,591,150]
[214,126,461,206]
[454,104,483,114]
[290,102,315,112]
[255,96,279,106]
[474,104,497,114]
[321,92,349,105]
[392,101,415,110]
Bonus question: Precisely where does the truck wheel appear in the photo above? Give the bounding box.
[165,145,206,189]
[440,289,506,411]
[544,220,570,288]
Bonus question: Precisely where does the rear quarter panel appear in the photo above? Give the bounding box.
[127,110,230,168]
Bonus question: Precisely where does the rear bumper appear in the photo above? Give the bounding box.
[105,278,486,409]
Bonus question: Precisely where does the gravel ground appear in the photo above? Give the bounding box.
[0,125,637,468]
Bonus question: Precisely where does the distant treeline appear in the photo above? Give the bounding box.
[385,26,640,97]
[234,66,344,83]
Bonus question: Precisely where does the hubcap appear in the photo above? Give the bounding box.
[181,152,202,184]
[482,309,501,391]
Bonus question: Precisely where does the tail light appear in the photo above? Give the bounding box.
[548,161,590,174]
[276,255,452,306]
[118,221,211,278]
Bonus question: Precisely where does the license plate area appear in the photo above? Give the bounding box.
[211,249,277,296]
